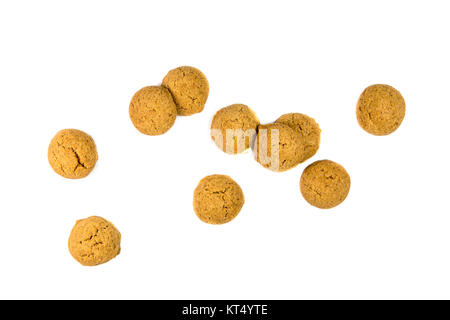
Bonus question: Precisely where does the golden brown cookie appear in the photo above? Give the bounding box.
[253,123,304,172]
[210,104,260,154]
[48,129,98,179]
[193,175,245,225]
[129,86,177,135]
[162,66,209,116]
[300,160,351,209]
[68,216,121,266]
[275,113,321,162]
[356,84,406,135]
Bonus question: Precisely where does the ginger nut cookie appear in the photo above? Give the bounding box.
[129,86,177,135]
[162,66,209,116]
[193,175,245,225]
[300,160,351,209]
[210,104,260,154]
[68,216,121,266]
[48,129,98,179]
[356,84,405,135]
[253,123,304,172]
[275,113,321,162]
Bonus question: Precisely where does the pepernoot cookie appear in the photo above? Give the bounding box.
[129,86,177,135]
[253,123,304,172]
[356,84,405,135]
[210,104,260,154]
[300,160,350,209]
[48,129,98,179]
[193,174,245,225]
[275,113,321,163]
[162,66,209,116]
[68,216,121,266]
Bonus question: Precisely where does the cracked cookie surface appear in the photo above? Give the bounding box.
[68,216,121,266]
[356,84,405,135]
[129,86,177,135]
[48,129,98,179]
[275,113,321,162]
[300,160,350,209]
[193,175,245,225]
[162,66,209,116]
[211,104,260,154]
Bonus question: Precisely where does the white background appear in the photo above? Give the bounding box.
[0,0,449,299]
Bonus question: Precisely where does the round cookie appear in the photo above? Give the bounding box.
[210,104,260,154]
[129,86,177,135]
[275,113,321,162]
[162,66,209,116]
[300,160,351,209]
[356,84,405,135]
[193,174,245,225]
[253,123,304,172]
[48,129,98,179]
[68,216,121,266]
